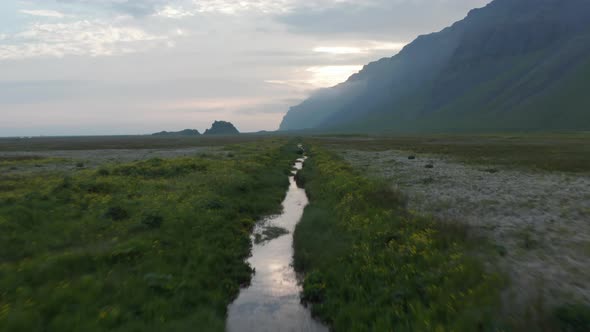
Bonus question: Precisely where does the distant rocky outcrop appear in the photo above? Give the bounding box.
[152,129,201,136]
[204,121,240,136]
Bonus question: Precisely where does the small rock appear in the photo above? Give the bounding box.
[422,177,435,184]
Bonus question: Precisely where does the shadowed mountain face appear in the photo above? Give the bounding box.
[204,121,240,136]
[279,0,590,133]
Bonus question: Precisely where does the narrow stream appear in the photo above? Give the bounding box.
[226,157,328,332]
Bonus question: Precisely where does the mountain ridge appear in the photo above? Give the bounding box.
[279,0,590,133]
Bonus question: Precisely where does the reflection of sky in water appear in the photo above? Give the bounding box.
[227,158,327,332]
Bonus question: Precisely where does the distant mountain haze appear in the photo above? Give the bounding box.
[279,0,590,133]
[152,121,240,136]
[152,129,201,136]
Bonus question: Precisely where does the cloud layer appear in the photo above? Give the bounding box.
[0,0,491,136]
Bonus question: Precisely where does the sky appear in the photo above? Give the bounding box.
[0,0,491,136]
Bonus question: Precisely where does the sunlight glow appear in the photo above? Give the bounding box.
[368,41,407,51]
[306,65,363,87]
[313,46,364,54]
[313,41,407,55]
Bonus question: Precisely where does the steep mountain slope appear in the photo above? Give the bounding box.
[279,0,590,132]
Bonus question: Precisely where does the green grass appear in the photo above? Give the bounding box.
[293,144,505,331]
[0,135,273,152]
[554,303,590,332]
[0,139,300,331]
[0,156,69,168]
[313,133,590,173]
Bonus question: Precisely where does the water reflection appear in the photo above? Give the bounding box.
[226,157,327,332]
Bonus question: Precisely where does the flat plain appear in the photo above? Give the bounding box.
[306,133,590,330]
[0,135,298,331]
[1,133,589,331]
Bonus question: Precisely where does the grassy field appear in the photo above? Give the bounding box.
[2,133,589,331]
[313,133,590,173]
[294,141,590,331]
[293,144,505,331]
[0,137,299,331]
[338,143,590,327]
[0,135,269,152]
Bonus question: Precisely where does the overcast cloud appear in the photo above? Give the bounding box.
[0,0,491,136]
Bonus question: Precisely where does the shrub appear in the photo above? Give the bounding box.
[96,168,110,176]
[294,171,306,188]
[204,199,224,210]
[104,206,129,221]
[302,271,327,303]
[141,213,164,228]
[143,273,174,292]
[555,304,590,332]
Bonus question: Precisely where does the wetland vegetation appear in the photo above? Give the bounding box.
[293,135,590,331]
[3,0,589,330]
[293,144,505,331]
[1,134,589,332]
[0,138,299,331]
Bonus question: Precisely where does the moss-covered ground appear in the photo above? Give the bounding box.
[0,139,299,331]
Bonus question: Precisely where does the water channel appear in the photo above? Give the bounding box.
[226,157,328,332]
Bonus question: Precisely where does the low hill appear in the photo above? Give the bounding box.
[152,129,201,136]
[204,121,240,136]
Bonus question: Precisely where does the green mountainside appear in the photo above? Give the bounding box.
[279,0,590,133]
